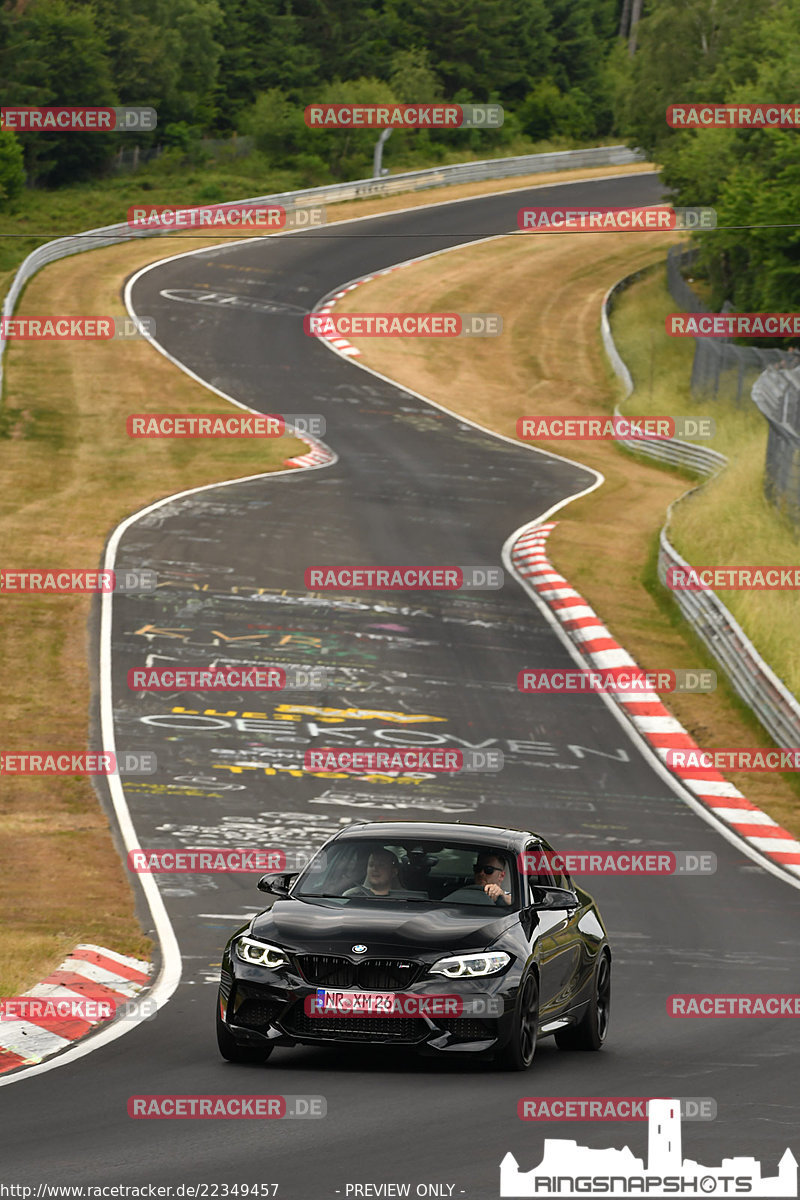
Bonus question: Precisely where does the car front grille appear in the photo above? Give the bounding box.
[283,1005,426,1043]
[296,955,422,989]
[232,997,285,1029]
[436,1018,495,1040]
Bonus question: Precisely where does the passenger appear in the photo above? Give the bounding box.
[344,848,403,897]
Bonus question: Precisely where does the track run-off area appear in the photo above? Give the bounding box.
[2,172,799,1197]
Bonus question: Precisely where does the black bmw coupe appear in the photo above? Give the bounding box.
[215,820,611,1071]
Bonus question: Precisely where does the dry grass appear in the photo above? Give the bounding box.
[0,234,304,995]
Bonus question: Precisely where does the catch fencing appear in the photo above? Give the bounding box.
[666,246,790,404]
[752,364,800,526]
[603,269,800,747]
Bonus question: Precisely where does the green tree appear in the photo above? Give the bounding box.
[0,0,117,184]
[0,129,25,210]
[84,0,223,130]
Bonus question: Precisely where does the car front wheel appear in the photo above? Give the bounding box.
[496,972,539,1071]
[216,1005,274,1063]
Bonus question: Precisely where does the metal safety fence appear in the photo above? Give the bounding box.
[602,269,800,746]
[0,142,644,393]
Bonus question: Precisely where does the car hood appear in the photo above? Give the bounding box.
[249,897,515,957]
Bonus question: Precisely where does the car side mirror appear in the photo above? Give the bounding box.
[529,885,580,910]
[257,872,297,897]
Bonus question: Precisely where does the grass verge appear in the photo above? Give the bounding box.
[611,265,800,701]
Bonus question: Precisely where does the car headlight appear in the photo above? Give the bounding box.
[235,936,290,969]
[429,951,510,978]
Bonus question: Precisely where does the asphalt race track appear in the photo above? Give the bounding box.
[2,173,799,1196]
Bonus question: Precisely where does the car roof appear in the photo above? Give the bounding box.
[331,821,540,852]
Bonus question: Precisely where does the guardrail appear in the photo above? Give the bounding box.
[0,144,644,394]
[602,266,800,746]
[601,270,727,476]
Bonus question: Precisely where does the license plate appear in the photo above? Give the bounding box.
[314,988,396,1015]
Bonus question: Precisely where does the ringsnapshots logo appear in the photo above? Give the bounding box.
[304,103,503,128]
[667,313,800,337]
[667,565,800,590]
[1,106,157,131]
[0,568,157,593]
[517,415,715,440]
[303,747,504,774]
[127,848,312,873]
[518,668,716,694]
[127,204,325,230]
[517,206,716,232]
[500,1098,798,1198]
[0,316,155,340]
[519,850,716,876]
[128,1095,326,1119]
[304,565,503,590]
[305,313,502,338]
[0,751,157,775]
[517,1098,717,1122]
[667,103,800,128]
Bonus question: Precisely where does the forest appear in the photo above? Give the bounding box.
[0,0,798,311]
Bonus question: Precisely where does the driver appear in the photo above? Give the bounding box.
[344,848,403,897]
[445,852,513,906]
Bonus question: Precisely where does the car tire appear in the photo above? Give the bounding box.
[216,1005,274,1063]
[555,949,611,1051]
[496,971,539,1071]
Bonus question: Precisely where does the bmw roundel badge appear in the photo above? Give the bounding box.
[352,944,367,954]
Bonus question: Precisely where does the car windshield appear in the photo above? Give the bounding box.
[291,838,518,909]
